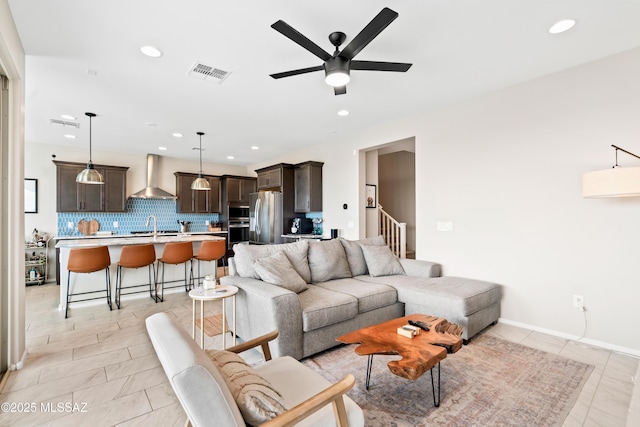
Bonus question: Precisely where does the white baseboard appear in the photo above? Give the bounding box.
[498,318,640,358]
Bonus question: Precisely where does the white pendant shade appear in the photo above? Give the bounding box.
[76,112,104,184]
[76,164,104,184]
[191,176,210,190]
[191,131,210,190]
[582,167,640,198]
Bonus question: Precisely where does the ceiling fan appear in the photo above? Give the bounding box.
[269,7,412,95]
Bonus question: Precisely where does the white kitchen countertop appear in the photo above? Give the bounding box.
[56,232,225,248]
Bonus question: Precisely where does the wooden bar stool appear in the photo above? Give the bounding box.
[193,239,227,283]
[156,241,193,302]
[66,246,112,318]
[115,244,157,308]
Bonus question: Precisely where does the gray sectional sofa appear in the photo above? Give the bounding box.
[220,236,502,360]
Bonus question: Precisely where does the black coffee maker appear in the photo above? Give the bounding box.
[291,218,313,234]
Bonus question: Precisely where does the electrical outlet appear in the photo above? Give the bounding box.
[573,294,584,308]
[67,222,73,229]
[205,220,210,225]
[113,221,118,228]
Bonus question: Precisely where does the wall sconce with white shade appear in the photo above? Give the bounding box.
[583,145,640,198]
[191,131,210,191]
[76,112,104,185]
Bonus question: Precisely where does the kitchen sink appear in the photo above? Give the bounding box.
[130,230,180,235]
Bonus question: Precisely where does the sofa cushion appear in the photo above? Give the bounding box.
[297,285,358,331]
[355,275,502,317]
[360,245,405,277]
[206,349,286,426]
[253,251,308,293]
[339,235,386,276]
[315,278,397,314]
[233,241,311,283]
[307,239,352,283]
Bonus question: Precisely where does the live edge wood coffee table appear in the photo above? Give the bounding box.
[336,314,463,407]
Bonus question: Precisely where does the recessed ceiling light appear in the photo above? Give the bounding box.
[140,45,162,58]
[158,146,167,151]
[338,109,349,116]
[549,19,576,34]
[64,134,76,139]
[251,146,259,150]
[172,133,183,138]
[61,114,76,120]
[227,156,235,160]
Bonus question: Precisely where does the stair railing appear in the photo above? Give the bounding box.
[378,204,407,258]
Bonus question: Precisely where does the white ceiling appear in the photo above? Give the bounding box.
[8,0,640,166]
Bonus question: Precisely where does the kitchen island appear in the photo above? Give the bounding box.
[56,233,226,313]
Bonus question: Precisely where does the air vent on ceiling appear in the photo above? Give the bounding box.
[187,62,231,84]
[49,119,80,128]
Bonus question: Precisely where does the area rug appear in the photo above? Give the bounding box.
[302,334,593,426]
[194,313,229,337]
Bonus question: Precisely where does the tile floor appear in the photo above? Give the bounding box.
[1,283,638,426]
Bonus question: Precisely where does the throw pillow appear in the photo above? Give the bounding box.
[253,251,309,293]
[206,349,286,426]
[307,239,352,283]
[233,241,311,283]
[360,244,406,277]
[339,235,386,276]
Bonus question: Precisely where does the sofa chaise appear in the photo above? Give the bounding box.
[220,236,502,360]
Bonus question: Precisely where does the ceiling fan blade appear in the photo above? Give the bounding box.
[351,60,412,72]
[339,7,398,60]
[270,66,324,79]
[334,85,347,96]
[271,20,332,61]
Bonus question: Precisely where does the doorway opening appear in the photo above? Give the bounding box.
[361,137,416,258]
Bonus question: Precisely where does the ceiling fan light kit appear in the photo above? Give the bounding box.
[583,145,640,198]
[325,59,350,87]
[76,112,104,185]
[270,7,412,95]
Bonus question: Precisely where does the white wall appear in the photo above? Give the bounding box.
[254,47,640,354]
[0,0,26,369]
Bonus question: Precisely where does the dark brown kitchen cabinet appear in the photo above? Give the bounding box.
[104,167,127,212]
[256,163,293,191]
[54,161,128,212]
[175,172,221,213]
[294,161,323,213]
[223,176,256,204]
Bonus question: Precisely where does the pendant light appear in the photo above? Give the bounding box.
[191,131,210,190]
[583,145,640,197]
[76,112,104,184]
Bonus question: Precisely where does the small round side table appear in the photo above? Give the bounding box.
[189,285,238,350]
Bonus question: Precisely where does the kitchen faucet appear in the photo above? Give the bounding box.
[146,215,157,239]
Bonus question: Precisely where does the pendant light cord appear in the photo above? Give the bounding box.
[612,144,640,168]
[85,112,97,165]
[197,131,205,175]
[89,114,93,163]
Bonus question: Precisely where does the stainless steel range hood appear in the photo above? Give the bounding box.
[129,154,177,199]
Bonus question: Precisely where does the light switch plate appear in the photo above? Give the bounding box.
[437,221,453,232]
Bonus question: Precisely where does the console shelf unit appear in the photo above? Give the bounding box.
[25,239,51,286]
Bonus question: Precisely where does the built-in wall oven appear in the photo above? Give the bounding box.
[227,205,250,249]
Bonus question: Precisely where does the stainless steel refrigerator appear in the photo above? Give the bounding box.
[249,191,283,244]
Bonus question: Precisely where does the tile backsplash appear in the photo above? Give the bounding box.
[57,199,220,236]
